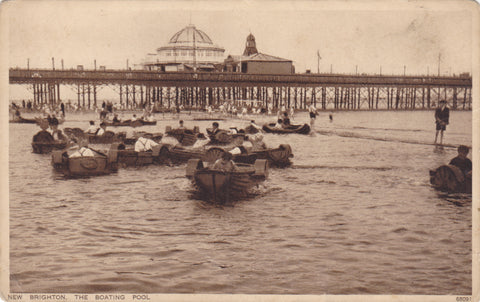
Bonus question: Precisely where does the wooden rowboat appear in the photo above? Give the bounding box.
[157,145,225,164]
[262,123,311,135]
[52,146,118,177]
[232,144,293,167]
[116,144,163,167]
[165,126,201,146]
[430,165,472,193]
[104,120,157,127]
[9,116,37,124]
[32,141,67,154]
[186,159,268,202]
[10,116,65,125]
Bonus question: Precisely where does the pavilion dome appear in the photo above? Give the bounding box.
[146,24,225,68]
[169,25,213,44]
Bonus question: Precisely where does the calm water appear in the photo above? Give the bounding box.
[9,110,472,295]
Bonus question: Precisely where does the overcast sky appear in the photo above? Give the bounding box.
[5,0,476,99]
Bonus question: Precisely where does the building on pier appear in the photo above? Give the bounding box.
[143,24,225,72]
[223,33,294,74]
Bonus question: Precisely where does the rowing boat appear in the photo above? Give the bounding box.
[186,159,268,202]
[262,123,310,135]
[52,146,118,177]
[104,120,157,127]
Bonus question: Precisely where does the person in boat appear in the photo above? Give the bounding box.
[212,151,238,172]
[160,135,181,147]
[178,120,185,129]
[211,122,220,135]
[308,103,318,127]
[135,136,160,152]
[69,144,96,158]
[449,145,472,177]
[434,100,449,145]
[33,121,55,143]
[85,121,99,134]
[281,112,291,127]
[50,124,67,142]
[230,136,251,155]
[99,108,108,121]
[248,133,267,151]
[274,119,283,129]
[249,120,263,131]
[50,114,59,125]
[96,122,107,136]
[131,114,138,122]
[192,135,210,149]
[112,114,121,123]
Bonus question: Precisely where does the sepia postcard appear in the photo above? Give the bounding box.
[1,0,479,301]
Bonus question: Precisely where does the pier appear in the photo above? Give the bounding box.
[9,68,472,110]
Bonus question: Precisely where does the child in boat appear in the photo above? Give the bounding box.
[212,152,238,172]
[449,145,472,176]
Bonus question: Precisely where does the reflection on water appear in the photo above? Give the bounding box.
[9,110,472,294]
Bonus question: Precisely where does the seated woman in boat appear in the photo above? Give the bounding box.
[135,136,160,152]
[449,145,472,177]
[96,122,107,136]
[212,152,238,172]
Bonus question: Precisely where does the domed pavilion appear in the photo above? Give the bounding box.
[143,24,225,72]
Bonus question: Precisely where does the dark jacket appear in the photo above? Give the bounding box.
[435,107,449,124]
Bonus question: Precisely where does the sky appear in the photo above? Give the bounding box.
[4,0,476,99]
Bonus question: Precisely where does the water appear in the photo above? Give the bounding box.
[9,110,472,295]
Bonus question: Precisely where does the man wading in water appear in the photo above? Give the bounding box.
[434,100,449,145]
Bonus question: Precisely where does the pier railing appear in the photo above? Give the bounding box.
[9,68,472,87]
[9,68,472,110]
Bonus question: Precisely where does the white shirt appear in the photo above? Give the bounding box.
[85,125,98,134]
[70,147,95,158]
[97,128,105,136]
[135,137,159,152]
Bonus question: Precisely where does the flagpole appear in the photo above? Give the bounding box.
[317,50,320,73]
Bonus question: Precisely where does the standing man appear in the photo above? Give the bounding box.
[434,100,449,145]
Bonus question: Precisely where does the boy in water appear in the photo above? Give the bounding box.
[434,100,449,145]
[449,145,472,177]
